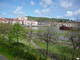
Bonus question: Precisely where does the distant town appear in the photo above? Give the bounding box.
[0,17,80,28]
[0,17,38,26]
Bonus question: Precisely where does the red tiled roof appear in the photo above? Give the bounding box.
[0,18,24,22]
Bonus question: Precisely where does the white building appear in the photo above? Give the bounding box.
[0,17,38,26]
[17,17,38,26]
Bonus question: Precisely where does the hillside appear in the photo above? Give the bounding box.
[27,16,73,22]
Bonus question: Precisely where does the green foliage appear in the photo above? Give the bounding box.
[7,23,26,42]
[0,23,46,60]
[0,23,12,34]
[1,22,79,60]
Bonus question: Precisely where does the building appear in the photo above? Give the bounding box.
[0,17,38,26]
[52,22,80,27]
[0,17,80,27]
[52,22,80,30]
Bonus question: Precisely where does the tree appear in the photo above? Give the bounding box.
[9,23,26,43]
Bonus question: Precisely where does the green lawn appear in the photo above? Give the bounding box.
[34,39,80,60]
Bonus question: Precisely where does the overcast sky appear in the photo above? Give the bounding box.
[0,0,80,20]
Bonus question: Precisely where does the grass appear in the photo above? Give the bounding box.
[0,45,14,60]
[0,40,46,60]
[34,39,80,60]
[0,23,80,60]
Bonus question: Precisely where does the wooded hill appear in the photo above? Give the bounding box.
[27,16,73,22]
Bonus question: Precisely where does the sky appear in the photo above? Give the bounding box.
[0,0,80,20]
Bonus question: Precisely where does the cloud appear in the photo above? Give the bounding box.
[60,0,72,8]
[34,8,50,16]
[13,6,25,16]
[30,0,35,6]
[34,9,41,15]
[66,11,73,16]
[75,9,80,15]
[40,0,53,8]
[65,9,80,17]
